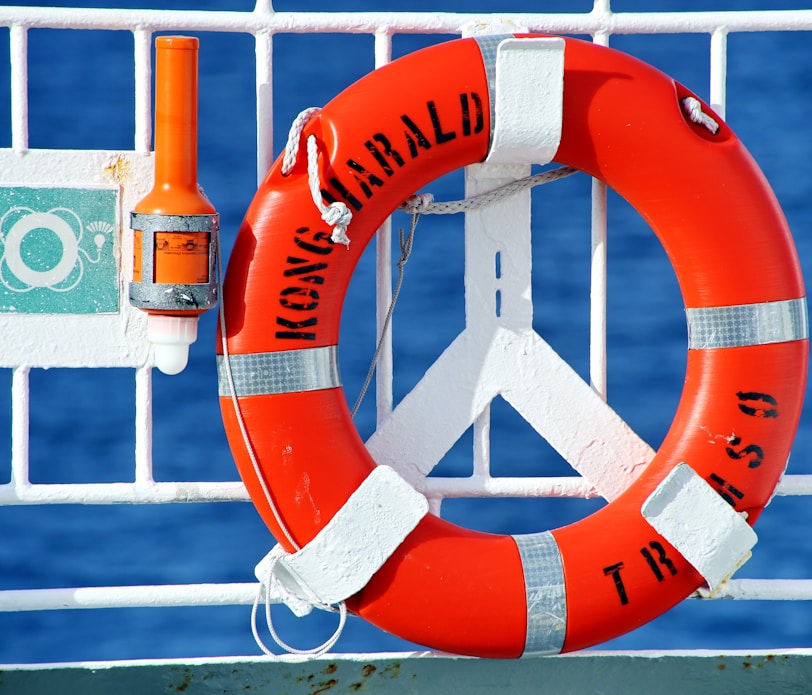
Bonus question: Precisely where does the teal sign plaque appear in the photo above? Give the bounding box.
[0,186,119,314]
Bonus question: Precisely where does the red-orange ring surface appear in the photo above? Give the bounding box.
[218,35,808,657]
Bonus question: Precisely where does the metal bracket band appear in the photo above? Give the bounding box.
[129,212,219,312]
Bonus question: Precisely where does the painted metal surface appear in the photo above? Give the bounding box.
[3,652,812,694]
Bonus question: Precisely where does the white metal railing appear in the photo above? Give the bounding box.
[2,0,812,649]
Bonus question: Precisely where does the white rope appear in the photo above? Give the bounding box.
[281,106,321,175]
[306,135,352,246]
[251,547,347,659]
[398,165,578,216]
[280,106,353,246]
[681,96,720,134]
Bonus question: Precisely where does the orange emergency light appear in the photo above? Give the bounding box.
[130,36,218,375]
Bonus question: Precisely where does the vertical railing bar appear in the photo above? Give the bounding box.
[592,0,612,16]
[375,216,395,423]
[590,29,610,400]
[374,28,395,425]
[709,26,728,119]
[10,366,31,488]
[133,27,153,486]
[255,29,274,185]
[590,179,608,400]
[134,366,154,485]
[591,0,612,32]
[473,407,491,479]
[133,28,152,155]
[9,23,29,153]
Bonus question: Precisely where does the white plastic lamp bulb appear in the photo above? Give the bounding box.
[147,314,198,375]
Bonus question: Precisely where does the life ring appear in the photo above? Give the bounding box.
[218,35,808,657]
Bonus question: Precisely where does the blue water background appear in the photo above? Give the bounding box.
[1,0,812,662]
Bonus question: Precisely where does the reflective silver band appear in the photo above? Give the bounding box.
[686,297,808,349]
[512,532,567,655]
[473,34,506,143]
[217,346,340,397]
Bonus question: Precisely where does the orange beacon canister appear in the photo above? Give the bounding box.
[129,36,218,375]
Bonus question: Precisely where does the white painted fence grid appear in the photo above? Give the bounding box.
[1,1,812,624]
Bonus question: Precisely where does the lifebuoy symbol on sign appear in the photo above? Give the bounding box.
[0,206,112,293]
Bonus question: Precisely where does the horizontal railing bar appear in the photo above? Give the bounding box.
[1,7,812,36]
[1,474,810,505]
[2,577,812,613]
[772,474,812,496]
[422,476,600,499]
[0,583,258,612]
[0,481,249,505]
[696,579,812,601]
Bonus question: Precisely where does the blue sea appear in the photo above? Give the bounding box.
[1,0,812,663]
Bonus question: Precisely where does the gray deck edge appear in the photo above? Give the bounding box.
[3,650,812,694]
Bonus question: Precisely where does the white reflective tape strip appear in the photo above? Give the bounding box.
[642,463,757,590]
[217,347,340,397]
[686,297,808,349]
[482,37,565,165]
[512,532,567,655]
[257,465,428,607]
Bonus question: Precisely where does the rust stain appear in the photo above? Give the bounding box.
[382,662,401,679]
[322,663,338,675]
[168,667,193,692]
[103,154,132,185]
[310,678,338,695]
[360,664,376,678]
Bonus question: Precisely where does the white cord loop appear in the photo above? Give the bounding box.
[281,106,321,175]
[306,135,352,246]
[251,545,347,659]
[681,96,720,134]
[280,107,353,246]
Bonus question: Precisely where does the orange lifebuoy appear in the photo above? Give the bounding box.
[218,35,808,657]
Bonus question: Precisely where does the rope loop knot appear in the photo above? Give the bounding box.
[681,96,720,134]
[400,192,435,215]
[281,107,353,247]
